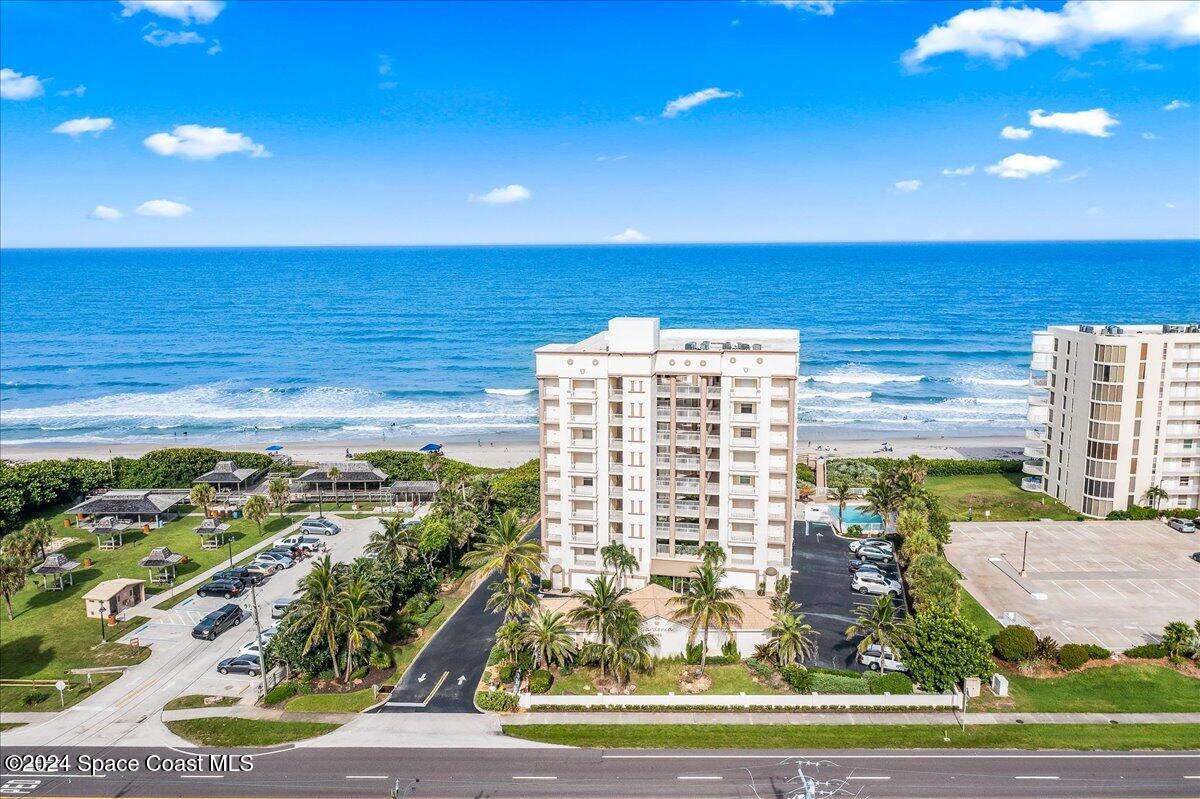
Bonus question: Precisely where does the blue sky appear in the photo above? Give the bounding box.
[1,0,1197,246]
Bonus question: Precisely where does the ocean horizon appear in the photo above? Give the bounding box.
[2,240,1197,448]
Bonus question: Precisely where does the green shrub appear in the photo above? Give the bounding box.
[1082,643,1112,660]
[845,523,864,538]
[780,665,812,693]
[806,666,860,678]
[867,672,913,695]
[810,673,869,694]
[475,690,519,712]
[368,648,394,671]
[515,650,535,672]
[497,663,517,684]
[527,669,553,694]
[994,625,1037,662]
[22,690,51,706]
[720,638,740,661]
[1124,643,1167,659]
[486,645,506,666]
[263,681,301,705]
[829,457,1020,478]
[1058,644,1089,670]
[745,658,775,679]
[349,665,369,681]
[684,642,703,665]
[796,463,816,484]
[1034,635,1060,661]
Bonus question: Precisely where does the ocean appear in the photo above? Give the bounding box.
[1,241,1196,447]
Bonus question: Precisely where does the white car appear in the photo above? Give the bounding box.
[271,596,297,619]
[852,571,902,597]
[299,517,341,536]
[275,534,327,552]
[858,644,908,673]
[848,538,893,555]
[255,551,296,569]
[238,639,266,657]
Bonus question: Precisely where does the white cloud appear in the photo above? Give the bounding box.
[144,28,206,47]
[144,124,270,159]
[1086,206,1102,215]
[206,39,221,55]
[52,117,115,137]
[1165,202,1177,209]
[468,184,532,205]
[941,165,975,177]
[985,153,1064,179]
[894,179,922,193]
[379,81,397,90]
[595,154,628,162]
[1,68,45,100]
[1001,125,1033,140]
[57,84,87,97]
[1163,99,1191,111]
[608,228,649,243]
[377,54,393,76]
[119,1,224,24]
[1060,168,1090,182]
[903,0,1200,71]
[1142,131,1158,140]
[661,87,740,119]
[762,0,838,14]
[1029,107,1119,137]
[89,205,122,221]
[136,199,192,217]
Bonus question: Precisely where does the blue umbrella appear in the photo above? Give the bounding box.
[265,444,284,452]
[419,443,442,453]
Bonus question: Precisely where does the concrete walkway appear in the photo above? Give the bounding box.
[504,711,1200,725]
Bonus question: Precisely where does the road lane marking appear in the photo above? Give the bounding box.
[677,775,723,780]
[345,775,388,779]
[602,753,1200,759]
[1014,776,1059,780]
[513,775,557,780]
[848,776,890,780]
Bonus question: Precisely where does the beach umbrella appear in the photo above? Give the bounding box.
[419,443,442,453]
[265,444,284,452]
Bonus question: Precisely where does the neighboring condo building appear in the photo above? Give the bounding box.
[1024,324,1200,517]
[536,317,799,593]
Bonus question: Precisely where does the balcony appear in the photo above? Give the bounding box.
[609,413,624,424]
[572,485,596,497]
[676,456,701,469]
[675,385,701,397]
[1030,352,1053,371]
[568,438,596,450]
[569,413,596,424]
[609,485,624,498]
[730,507,756,520]
[568,387,597,400]
[1031,332,1055,354]
[1027,405,1050,425]
[675,481,701,495]
[1023,444,1046,459]
[674,432,701,445]
[706,435,722,447]
[729,482,757,496]
[609,509,624,522]
[732,413,758,424]
[731,437,758,449]
[706,459,721,471]
[1025,426,1048,442]
[732,385,760,398]
[675,522,701,535]
[570,532,596,545]
[1021,460,1044,476]
[609,389,624,400]
[1030,374,1049,389]
[706,411,722,423]
[569,508,596,521]
[1028,394,1049,408]
[729,530,756,544]
[1020,476,1044,492]
[730,459,757,473]
[568,460,597,475]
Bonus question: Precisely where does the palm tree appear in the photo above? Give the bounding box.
[460,510,540,584]
[523,610,577,670]
[763,606,819,666]
[828,482,853,533]
[601,542,637,588]
[328,466,342,506]
[0,532,36,567]
[339,576,384,678]
[0,556,27,620]
[294,555,345,680]
[1142,484,1169,512]
[568,574,635,680]
[367,516,418,565]
[862,478,901,533]
[242,494,270,535]
[191,482,216,518]
[425,449,445,484]
[267,477,291,517]
[669,563,744,674]
[486,567,537,620]
[844,593,902,656]
[587,617,658,691]
[698,542,726,568]
[470,477,498,519]
[21,519,54,561]
[494,619,527,664]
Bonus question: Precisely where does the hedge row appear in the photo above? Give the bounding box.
[829,458,1022,477]
[1107,505,1199,521]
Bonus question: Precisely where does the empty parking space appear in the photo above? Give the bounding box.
[947,520,1200,649]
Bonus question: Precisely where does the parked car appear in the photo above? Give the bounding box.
[244,560,278,578]
[259,625,279,641]
[858,644,908,673]
[271,596,297,619]
[266,546,303,562]
[848,558,881,574]
[217,654,261,676]
[238,638,266,658]
[1191,551,1200,564]
[1167,517,1196,534]
[255,551,296,569]
[857,546,895,564]
[191,604,243,640]
[299,517,341,536]
[195,578,245,599]
[848,538,893,555]
[275,534,326,553]
[213,567,264,587]
[852,571,902,597]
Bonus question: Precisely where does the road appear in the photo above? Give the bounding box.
[3,746,1199,797]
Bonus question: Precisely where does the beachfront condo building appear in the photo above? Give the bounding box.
[535,317,799,593]
[1023,324,1200,517]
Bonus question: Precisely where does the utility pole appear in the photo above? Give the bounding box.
[317,484,324,519]
[1020,529,1029,577]
[249,579,268,698]
[227,535,234,568]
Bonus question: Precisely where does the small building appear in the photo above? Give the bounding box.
[32,553,80,591]
[194,518,232,549]
[68,490,188,528]
[538,583,775,657]
[194,460,264,493]
[139,546,184,584]
[83,578,145,619]
[390,480,439,504]
[292,461,390,494]
[90,516,132,550]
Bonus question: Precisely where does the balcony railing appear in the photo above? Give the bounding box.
[1021,460,1044,476]
[729,530,755,543]
[1020,476,1044,492]
[730,507,756,519]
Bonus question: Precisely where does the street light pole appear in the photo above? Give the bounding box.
[1020,530,1029,577]
[317,484,324,519]
[227,535,234,568]
[249,579,268,698]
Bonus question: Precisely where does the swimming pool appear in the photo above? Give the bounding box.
[827,504,883,528]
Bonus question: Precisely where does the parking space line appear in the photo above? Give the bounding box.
[1125,580,1153,598]
[1172,580,1200,598]
[1100,581,1127,598]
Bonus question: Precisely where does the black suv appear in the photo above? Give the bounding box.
[191,604,243,640]
[196,578,245,599]
[213,567,264,587]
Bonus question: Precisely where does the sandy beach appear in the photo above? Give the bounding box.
[0,430,1025,469]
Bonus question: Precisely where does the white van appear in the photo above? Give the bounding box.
[851,571,902,597]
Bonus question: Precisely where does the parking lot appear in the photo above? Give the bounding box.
[789,516,905,672]
[946,519,1200,649]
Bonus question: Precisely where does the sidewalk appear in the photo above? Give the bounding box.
[503,711,1200,726]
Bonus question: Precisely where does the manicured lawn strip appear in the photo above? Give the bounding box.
[547,662,787,696]
[163,694,240,711]
[503,723,1200,750]
[970,664,1200,713]
[928,473,1077,521]
[958,588,1002,637]
[0,723,25,732]
[165,718,341,747]
[0,511,296,678]
[0,671,119,712]
[284,688,376,713]
[393,595,465,677]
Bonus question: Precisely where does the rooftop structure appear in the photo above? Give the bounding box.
[68,490,188,522]
[194,460,263,491]
[293,461,389,488]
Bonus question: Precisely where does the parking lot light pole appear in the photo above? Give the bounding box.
[227,536,234,568]
[249,579,268,698]
[1020,530,1029,577]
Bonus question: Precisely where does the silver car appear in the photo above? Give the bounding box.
[1167,517,1196,534]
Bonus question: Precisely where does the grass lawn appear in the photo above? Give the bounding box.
[0,671,119,712]
[504,723,1200,750]
[163,694,240,711]
[0,510,297,679]
[165,718,341,746]
[928,473,1078,521]
[971,664,1200,713]
[0,723,25,732]
[284,688,376,713]
[959,588,1003,636]
[546,662,787,696]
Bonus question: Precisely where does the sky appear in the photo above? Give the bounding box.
[1,0,1198,247]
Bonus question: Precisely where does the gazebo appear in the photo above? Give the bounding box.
[391,480,439,504]
[139,546,184,584]
[32,553,80,591]
[194,518,232,550]
[91,516,131,550]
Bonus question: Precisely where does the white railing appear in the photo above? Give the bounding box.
[519,692,958,709]
[729,531,755,543]
[1022,460,1044,476]
[1020,476,1043,492]
[730,507,756,519]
